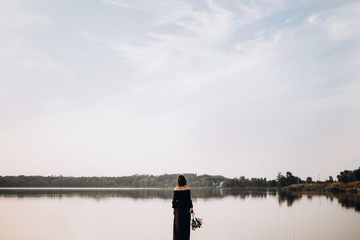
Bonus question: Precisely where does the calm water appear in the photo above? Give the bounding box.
[0,188,359,240]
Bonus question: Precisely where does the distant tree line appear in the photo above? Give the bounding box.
[337,167,360,183]
[276,172,303,187]
[1,166,358,188]
[222,176,277,188]
[0,174,226,188]
[276,166,360,187]
[0,174,278,188]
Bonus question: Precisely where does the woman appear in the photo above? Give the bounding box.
[172,175,193,240]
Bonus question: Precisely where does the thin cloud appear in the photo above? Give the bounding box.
[102,0,194,26]
[307,2,360,41]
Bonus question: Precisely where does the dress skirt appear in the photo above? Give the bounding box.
[173,207,191,240]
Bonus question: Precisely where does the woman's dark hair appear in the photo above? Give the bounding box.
[177,175,187,186]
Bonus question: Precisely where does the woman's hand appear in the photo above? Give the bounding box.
[190,208,194,214]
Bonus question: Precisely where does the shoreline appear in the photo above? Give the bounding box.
[282,181,360,193]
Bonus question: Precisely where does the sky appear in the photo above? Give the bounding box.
[1,0,359,180]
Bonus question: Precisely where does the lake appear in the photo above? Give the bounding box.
[0,188,359,240]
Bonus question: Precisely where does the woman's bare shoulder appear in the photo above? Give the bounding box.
[174,186,190,191]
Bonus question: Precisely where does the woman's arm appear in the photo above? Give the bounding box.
[172,191,177,214]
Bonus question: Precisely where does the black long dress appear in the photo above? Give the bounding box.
[172,189,193,240]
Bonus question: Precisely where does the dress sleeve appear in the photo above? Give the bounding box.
[188,190,193,209]
[172,191,177,208]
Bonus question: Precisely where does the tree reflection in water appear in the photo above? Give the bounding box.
[0,188,359,212]
[277,190,360,212]
[277,191,302,206]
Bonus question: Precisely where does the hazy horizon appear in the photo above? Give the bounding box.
[1,0,360,180]
[0,170,355,181]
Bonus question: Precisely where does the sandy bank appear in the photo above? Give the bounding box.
[282,181,360,193]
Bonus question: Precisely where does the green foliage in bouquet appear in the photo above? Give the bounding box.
[191,214,203,231]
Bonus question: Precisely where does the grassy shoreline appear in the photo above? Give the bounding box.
[282,181,360,193]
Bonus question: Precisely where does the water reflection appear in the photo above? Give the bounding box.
[0,188,276,200]
[278,190,360,212]
[0,188,359,212]
[0,188,174,200]
[278,190,303,206]
[336,192,360,211]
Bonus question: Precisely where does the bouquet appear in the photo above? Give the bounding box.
[191,213,203,231]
